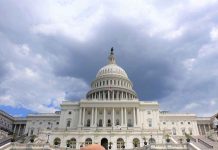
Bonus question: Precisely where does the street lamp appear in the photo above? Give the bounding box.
[46,133,50,143]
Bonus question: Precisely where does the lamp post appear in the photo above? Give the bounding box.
[46,133,50,143]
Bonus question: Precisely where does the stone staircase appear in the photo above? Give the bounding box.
[197,136,218,149]
[172,136,213,150]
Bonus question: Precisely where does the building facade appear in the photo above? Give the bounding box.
[0,110,26,137]
[24,49,204,150]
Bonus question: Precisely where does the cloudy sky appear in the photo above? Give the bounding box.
[0,0,218,117]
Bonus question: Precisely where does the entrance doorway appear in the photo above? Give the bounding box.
[101,138,108,150]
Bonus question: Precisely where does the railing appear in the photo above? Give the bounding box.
[198,139,213,149]
[0,138,11,147]
[189,136,197,142]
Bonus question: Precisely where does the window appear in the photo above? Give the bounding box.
[181,122,183,125]
[148,119,152,127]
[128,111,131,115]
[107,119,111,127]
[147,111,151,115]
[67,120,71,127]
[56,122,59,125]
[188,122,190,125]
[39,122,42,125]
[87,111,91,115]
[68,111,72,115]
[172,128,176,135]
[182,128,185,135]
[85,138,92,145]
[48,122,50,125]
[107,111,111,115]
[99,119,103,127]
[87,119,90,127]
[128,119,132,127]
[172,122,174,125]
[117,138,124,149]
[163,122,166,125]
[99,111,103,115]
[116,111,119,115]
[116,119,120,125]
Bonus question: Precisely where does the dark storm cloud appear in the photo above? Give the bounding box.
[0,0,218,116]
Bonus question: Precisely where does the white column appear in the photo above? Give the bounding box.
[91,108,94,126]
[103,108,106,127]
[124,107,127,126]
[13,124,17,134]
[17,124,21,136]
[83,108,85,126]
[95,108,97,127]
[108,91,110,100]
[133,107,136,127]
[78,108,82,127]
[121,108,123,126]
[103,91,105,100]
[137,108,140,126]
[112,108,115,127]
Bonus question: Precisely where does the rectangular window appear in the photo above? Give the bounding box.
[147,111,151,114]
[67,120,71,127]
[148,120,152,127]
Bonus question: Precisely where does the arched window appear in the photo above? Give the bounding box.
[133,138,140,148]
[54,137,61,146]
[117,138,124,149]
[85,138,92,145]
[87,119,90,127]
[172,128,176,135]
[71,138,76,148]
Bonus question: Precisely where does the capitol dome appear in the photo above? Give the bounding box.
[86,48,137,100]
[96,64,128,79]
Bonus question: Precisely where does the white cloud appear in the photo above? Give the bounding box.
[0,39,89,113]
[210,27,218,41]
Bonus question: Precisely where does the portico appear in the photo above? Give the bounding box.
[77,105,140,128]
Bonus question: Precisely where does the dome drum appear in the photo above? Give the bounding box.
[86,89,137,100]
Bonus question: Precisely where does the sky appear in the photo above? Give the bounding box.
[0,0,218,117]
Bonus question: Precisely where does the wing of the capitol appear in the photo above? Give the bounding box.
[0,49,218,150]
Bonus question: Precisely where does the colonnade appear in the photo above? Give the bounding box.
[87,90,136,100]
[78,107,140,128]
[13,124,25,136]
[197,124,211,135]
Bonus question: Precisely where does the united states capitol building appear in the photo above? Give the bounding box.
[1,49,218,150]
